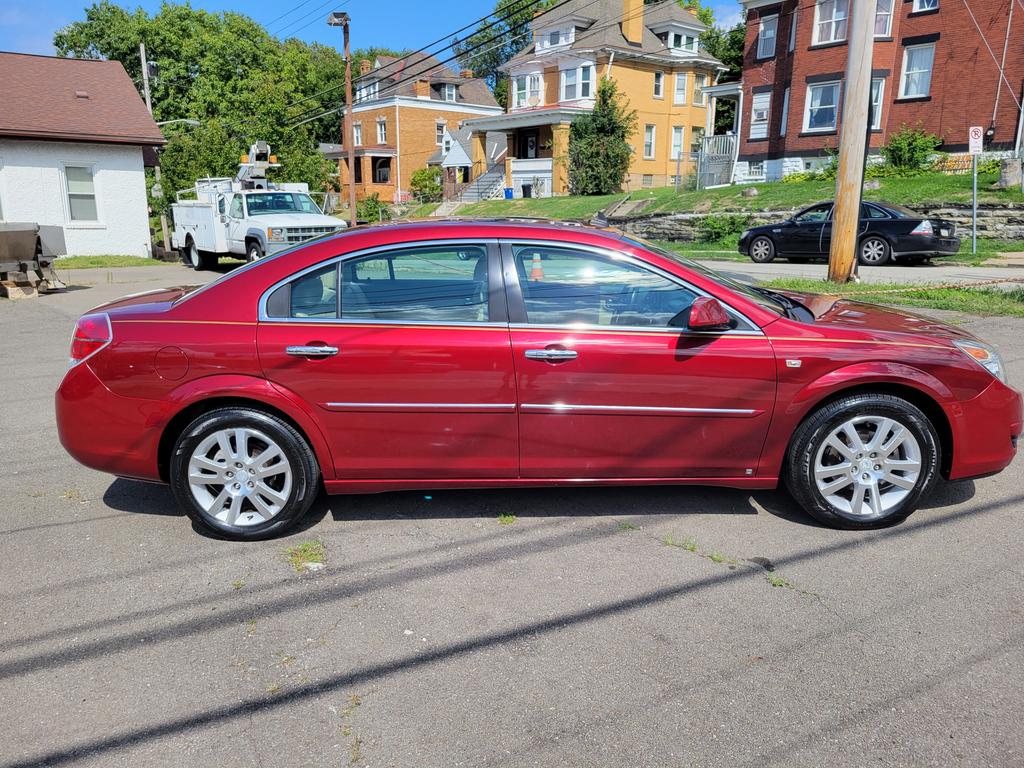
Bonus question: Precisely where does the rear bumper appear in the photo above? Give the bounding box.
[893,235,960,258]
[946,378,1022,480]
[56,362,168,482]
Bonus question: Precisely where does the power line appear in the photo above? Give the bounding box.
[263,0,323,31]
[275,0,351,37]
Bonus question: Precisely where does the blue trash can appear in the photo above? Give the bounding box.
[504,187,513,200]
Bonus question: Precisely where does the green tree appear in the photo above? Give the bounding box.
[409,167,443,202]
[699,19,746,133]
[54,2,401,214]
[568,77,637,196]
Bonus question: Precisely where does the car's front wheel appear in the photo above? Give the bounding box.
[169,407,321,540]
[784,393,940,529]
[749,236,776,263]
[858,236,891,266]
[246,240,264,263]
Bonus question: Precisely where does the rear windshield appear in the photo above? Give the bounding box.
[881,204,922,219]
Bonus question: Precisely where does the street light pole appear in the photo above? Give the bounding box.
[139,42,171,257]
[329,12,358,228]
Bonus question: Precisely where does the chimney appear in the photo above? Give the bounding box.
[413,78,431,98]
[359,59,371,76]
[686,6,699,18]
[622,0,644,45]
[460,69,474,79]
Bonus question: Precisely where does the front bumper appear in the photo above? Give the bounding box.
[56,362,169,482]
[945,378,1022,480]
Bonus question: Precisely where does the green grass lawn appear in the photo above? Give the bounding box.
[459,171,1024,221]
[54,255,166,269]
[759,277,1024,318]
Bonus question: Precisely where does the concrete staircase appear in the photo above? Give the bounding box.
[459,165,506,203]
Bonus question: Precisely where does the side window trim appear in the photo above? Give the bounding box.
[259,239,507,324]
[498,239,759,334]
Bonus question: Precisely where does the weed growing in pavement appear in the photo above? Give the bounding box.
[232,579,245,590]
[497,513,517,525]
[285,539,326,572]
[618,521,639,531]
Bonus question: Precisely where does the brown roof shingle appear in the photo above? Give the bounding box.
[359,53,499,108]
[0,52,165,146]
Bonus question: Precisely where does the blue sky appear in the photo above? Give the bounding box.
[1,0,744,57]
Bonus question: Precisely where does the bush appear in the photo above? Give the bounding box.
[881,125,942,172]
[978,157,1003,175]
[781,171,816,183]
[697,214,751,243]
[357,193,391,223]
[409,166,443,202]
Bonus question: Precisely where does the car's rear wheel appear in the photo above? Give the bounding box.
[169,408,320,540]
[749,236,775,263]
[784,393,940,529]
[858,236,891,266]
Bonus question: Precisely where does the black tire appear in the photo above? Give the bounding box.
[169,407,321,540]
[183,237,217,271]
[246,240,264,263]
[749,236,776,263]
[857,235,891,266]
[784,393,940,529]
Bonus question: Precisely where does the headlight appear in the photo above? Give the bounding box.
[267,227,286,242]
[954,340,1007,383]
[740,230,751,240]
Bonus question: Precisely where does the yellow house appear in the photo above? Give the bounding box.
[463,0,726,198]
[331,54,503,203]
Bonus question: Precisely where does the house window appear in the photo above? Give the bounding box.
[443,137,451,153]
[670,32,697,52]
[549,30,561,46]
[693,74,707,105]
[514,74,542,108]
[758,15,778,58]
[690,126,705,156]
[654,71,664,98]
[671,126,684,160]
[353,157,362,184]
[643,124,656,159]
[900,43,935,98]
[435,121,445,146]
[912,0,938,10]
[748,161,765,178]
[642,174,654,188]
[444,83,457,102]
[789,7,798,51]
[372,157,391,184]
[355,81,378,102]
[376,119,387,144]
[780,87,790,136]
[813,0,849,45]
[674,72,688,104]
[580,65,593,98]
[804,81,841,131]
[875,0,893,37]
[750,92,771,139]
[672,32,683,49]
[353,122,362,146]
[562,67,578,100]
[870,78,885,128]
[65,165,97,221]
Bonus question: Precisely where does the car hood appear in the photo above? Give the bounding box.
[249,213,346,228]
[777,290,976,343]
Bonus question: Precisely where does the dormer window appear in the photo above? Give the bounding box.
[549,30,561,46]
[444,83,457,102]
[669,32,698,52]
[355,81,378,103]
[539,25,574,49]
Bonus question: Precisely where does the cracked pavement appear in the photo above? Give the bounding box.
[1,263,1022,767]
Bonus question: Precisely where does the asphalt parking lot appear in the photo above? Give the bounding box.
[1,263,1022,767]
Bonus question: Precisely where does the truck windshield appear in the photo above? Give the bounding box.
[245,193,321,216]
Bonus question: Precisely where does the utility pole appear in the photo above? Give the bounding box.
[827,0,875,283]
[329,12,358,227]
[140,42,171,256]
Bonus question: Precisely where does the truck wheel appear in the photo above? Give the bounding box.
[246,240,265,263]
[183,238,216,271]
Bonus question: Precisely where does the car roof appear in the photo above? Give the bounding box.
[319,217,629,242]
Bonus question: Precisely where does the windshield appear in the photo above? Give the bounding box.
[623,235,785,316]
[245,192,321,216]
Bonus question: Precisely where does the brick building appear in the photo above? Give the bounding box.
[333,54,503,203]
[733,0,1024,182]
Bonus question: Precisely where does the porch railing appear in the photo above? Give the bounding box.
[696,134,739,190]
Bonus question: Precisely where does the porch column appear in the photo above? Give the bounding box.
[470,132,487,181]
[504,130,515,190]
[551,122,571,196]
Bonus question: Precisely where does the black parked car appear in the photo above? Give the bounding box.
[738,201,960,266]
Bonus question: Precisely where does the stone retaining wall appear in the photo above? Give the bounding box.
[614,204,1024,242]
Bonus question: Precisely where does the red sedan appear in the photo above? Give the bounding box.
[57,221,1021,539]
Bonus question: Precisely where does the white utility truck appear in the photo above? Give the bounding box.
[171,141,346,270]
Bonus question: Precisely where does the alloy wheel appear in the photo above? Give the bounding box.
[813,415,922,521]
[860,238,887,264]
[187,427,293,527]
[751,238,773,261]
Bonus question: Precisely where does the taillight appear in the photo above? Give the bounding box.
[69,313,112,367]
[910,220,934,236]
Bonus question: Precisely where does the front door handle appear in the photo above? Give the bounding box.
[286,345,338,358]
[525,348,578,362]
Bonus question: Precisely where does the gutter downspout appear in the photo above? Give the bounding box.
[605,51,615,78]
[394,102,402,205]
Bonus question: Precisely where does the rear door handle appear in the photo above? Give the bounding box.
[525,348,578,362]
[286,345,338,358]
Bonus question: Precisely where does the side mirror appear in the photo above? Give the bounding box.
[686,296,733,331]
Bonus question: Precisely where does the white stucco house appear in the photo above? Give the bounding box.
[0,52,165,257]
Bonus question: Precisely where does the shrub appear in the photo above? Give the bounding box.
[409,166,443,202]
[697,214,751,243]
[781,171,816,183]
[978,157,1003,175]
[357,193,391,223]
[881,125,942,172]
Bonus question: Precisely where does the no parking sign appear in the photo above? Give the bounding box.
[969,126,984,155]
